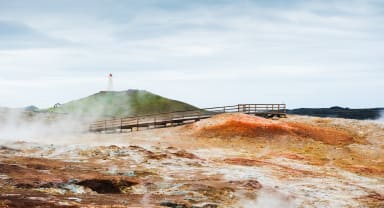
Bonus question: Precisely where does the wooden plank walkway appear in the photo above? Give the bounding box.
[89,104,286,133]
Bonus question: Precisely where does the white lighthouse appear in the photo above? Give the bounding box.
[107,73,113,91]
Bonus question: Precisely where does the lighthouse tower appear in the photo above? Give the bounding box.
[107,73,113,91]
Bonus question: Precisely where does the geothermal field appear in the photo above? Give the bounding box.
[0,112,383,208]
[2,0,384,207]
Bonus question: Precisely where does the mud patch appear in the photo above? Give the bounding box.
[0,194,77,208]
[228,180,262,190]
[357,191,384,207]
[76,179,138,194]
[160,201,191,208]
[172,150,199,159]
[0,145,19,152]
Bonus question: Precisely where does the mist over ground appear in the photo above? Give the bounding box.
[0,110,88,143]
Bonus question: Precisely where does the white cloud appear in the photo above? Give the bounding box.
[0,0,383,108]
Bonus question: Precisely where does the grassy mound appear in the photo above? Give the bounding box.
[48,90,198,118]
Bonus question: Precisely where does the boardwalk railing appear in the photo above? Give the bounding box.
[89,104,286,133]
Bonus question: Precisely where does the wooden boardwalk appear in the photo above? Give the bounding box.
[89,104,286,133]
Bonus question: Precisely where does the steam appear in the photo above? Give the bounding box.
[0,89,144,144]
[0,109,89,143]
[236,188,294,208]
[0,91,135,144]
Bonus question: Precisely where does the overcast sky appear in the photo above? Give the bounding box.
[0,0,383,109]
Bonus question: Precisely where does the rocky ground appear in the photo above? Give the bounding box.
[0,114,383,207]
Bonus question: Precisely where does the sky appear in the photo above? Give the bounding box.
[0,0,383,109]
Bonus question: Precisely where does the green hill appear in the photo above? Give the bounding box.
[48,90,198,118]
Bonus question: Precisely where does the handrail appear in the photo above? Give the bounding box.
[89,104,286,132]
[93,104,285,122]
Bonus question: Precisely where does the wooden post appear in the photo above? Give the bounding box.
[136,118,139,131]
[120,119,122,133]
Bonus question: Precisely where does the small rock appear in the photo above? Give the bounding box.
[160,201,189,208]
[125,171,135,177]
[192,202,218,208]
[67,197,82,202]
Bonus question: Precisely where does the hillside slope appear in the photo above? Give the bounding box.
[48,90,198,118]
